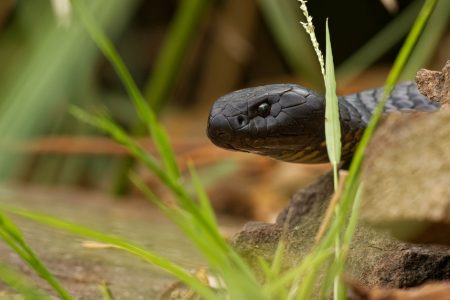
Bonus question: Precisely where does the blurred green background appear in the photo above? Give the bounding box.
[0,0,448,193]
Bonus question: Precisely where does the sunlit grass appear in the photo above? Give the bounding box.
[0,263,52,300]
[0,213,72,299]
[112,0,211,195]
[297,3,343,295]
[294,0,438,299]
[0,203,218,299]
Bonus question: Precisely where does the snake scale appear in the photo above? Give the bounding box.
[207,82,439,164]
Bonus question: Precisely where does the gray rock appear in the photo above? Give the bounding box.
[233,172,450,288]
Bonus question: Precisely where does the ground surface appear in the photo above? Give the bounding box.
[0,185,244,299]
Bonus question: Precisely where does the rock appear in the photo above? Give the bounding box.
[233,172,450,288]
[361,111,450,243]
[233,173,333,266]
[370,245,450,288]
[348,281,450,300]
[361,63,450,244]
[416,60,450,107]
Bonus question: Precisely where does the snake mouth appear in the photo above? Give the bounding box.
[226,143,242,152]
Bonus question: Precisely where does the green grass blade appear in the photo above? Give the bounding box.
[129,173,227,264]
[70,107,171,188]
[130,172,264,300]
[400,0,450,79]
[346,0,437,181]
[150,123,181,181]
[1,205,218,300]
[0,1,136,179]
[318,0,437,296]
[99,283,114,300]
[336,0,423,84]
[291,0,438,298]
[257,256,272,279]
[258,0,322,86]
[0,263,52,300]
[295,267,318,300]
[334,185,362,300]
[143,0,211,111]
[0,213,73,300]
[72,107,234,258]
[70,5,259,293]
[70,0,180,181]
[385,0,437,86]
[69,0,147,119]
[187,163,218,230]
[324,19,341,190]
[112,0,208,195]
[264,249,333,296]
[270,239,285,278]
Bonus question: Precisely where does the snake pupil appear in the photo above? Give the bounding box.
[257,102,270,117]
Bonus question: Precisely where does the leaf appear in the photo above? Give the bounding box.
[324,19,341,189]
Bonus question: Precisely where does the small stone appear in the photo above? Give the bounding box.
[416,60,450,108]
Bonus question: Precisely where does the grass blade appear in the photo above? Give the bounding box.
[336,0,423,84]
[99,283,114,300]
[345,0,437,182]
[70,0,180,181]
[0,212,73,299]
[143,0,211,111]
[324,19,341,189]
[400,0,450,79]
[258,0,322,86]
[1,204,218,300]
[130,172,266,300]
[187,162,218,230]
[0,263,52,300]
[69,7,263,297]
[324,0,437,296]
[71,106,233,259]
[293,0,438,298]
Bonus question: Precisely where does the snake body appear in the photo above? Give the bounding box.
[207,81,439,164]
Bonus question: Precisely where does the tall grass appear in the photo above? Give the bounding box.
[112,0,211,195]
[295,0,438,299]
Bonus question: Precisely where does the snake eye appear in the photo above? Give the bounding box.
[257,102,271,117]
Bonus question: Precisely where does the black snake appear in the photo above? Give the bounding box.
[207,82,439,163]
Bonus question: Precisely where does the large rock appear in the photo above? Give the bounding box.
[361,111,450,244]
[233,172,450,288]
[361,61,450,244]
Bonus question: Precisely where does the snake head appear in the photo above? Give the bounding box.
[207,83,328,163]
